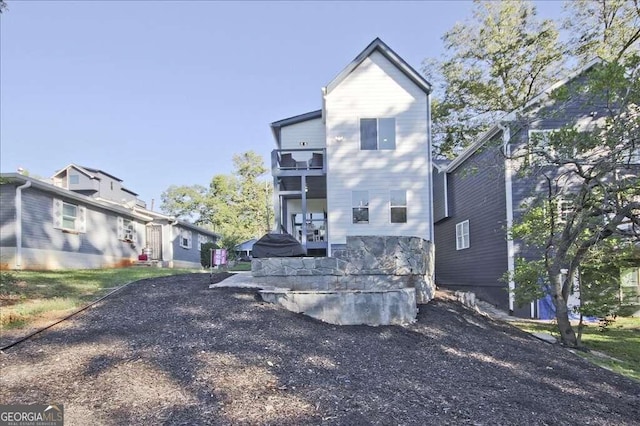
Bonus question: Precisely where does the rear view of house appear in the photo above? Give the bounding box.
[270,38,434,256]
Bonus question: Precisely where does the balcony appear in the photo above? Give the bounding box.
[271,148,326,177]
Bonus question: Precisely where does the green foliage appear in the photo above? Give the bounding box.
[0,271,18,287]
[511,318,640,381]
[563,0,640,64]
[160,151,273,246]
[424,0,563,157]
[200,242,220,268]
[505,258,548,308]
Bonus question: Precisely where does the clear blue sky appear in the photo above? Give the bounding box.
[0,0,564,211]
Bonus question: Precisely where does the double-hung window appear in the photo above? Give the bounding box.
[456,220,470,250]
[390,190,407,223]
[63,203,77,230]
[360,118,395,150]
[352,191,369,224]
[53,198,86,233]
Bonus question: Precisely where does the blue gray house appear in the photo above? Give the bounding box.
[433,60,640,318]
[0,165,218,270]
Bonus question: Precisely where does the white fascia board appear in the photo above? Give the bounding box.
[446,124,502,172]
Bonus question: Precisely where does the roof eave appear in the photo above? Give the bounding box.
[325,38,432,95]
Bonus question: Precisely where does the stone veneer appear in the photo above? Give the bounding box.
[252,235,435,304]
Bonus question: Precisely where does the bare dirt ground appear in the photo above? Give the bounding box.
[1,273,639,425]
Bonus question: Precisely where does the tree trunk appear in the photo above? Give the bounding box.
[550,270,579,347]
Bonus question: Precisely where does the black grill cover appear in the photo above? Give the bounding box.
[252,233,306,258]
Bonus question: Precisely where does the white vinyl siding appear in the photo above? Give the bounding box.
[456,220,470,250]
[53,198,86,233]
[280,118,326,150]
[325,50,431,245]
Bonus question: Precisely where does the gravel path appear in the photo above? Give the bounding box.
[1,273,639,425]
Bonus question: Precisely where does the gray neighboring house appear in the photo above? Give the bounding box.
[0,165,218,270]
[433,59,640,318]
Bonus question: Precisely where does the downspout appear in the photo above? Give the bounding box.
[15,180,32,270]
[427,92,434,242]
[500,124,516,315]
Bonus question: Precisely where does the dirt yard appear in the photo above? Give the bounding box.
[1,273,639,425]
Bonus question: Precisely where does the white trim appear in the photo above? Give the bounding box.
[446,58,603,174]
[502,125,516,313]
[447,125,502,172]
[15,180,32,269]
[455,220,470,250]
[503,58,602,123]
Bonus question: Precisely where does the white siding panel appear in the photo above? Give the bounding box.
[280,118,326,150]
[325,51,431,245]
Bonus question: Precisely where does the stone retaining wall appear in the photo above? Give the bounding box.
[252,235,435,304]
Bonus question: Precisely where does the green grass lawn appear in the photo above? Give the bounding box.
[227,262,252,272]
[0,268,202,330]
[511,318,640,381]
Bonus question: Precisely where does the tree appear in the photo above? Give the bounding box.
[0,1,7,13]
[160,151,273,250]
[563,0,640,64]
[160,184,207,223]
[423,0,564,158]
[509,57,640,347]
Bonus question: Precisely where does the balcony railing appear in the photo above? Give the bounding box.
[271,148,326,176]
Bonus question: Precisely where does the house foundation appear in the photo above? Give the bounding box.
[252,236,435,325]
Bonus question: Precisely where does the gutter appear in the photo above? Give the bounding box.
[15,180,32,269]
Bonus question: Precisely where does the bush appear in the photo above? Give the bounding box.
[200,242,220,268]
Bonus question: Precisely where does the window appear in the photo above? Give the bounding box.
[69,174,79,185]
[558,199,574,224]
[456,220,470,250]
[198,234,209,251]
[63,203,77,230]
[352,191,369,224]
[123,219,135,241]
[53,199,86,233]
[180,230,192,249]
[390,190,407,223]
[360,118,395,150]
[117,217,137,242]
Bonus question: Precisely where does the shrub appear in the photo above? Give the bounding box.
[200,242,220,268]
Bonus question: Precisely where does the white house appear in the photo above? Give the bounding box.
[270,38,433,256]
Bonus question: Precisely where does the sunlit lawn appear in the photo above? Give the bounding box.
[0,268,202,330]
[511,318,640,382]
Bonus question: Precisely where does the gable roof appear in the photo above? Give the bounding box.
[270,110,322,147]
[52,164,98,180]
[79,165,123,182]
[445,58,603,173]
[51,164,125,182]
[324,37,431,95]
[1,173,220,238]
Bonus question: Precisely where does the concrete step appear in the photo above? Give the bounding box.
[259,288,417,326]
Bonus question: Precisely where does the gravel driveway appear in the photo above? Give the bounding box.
[1,273,638,425]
